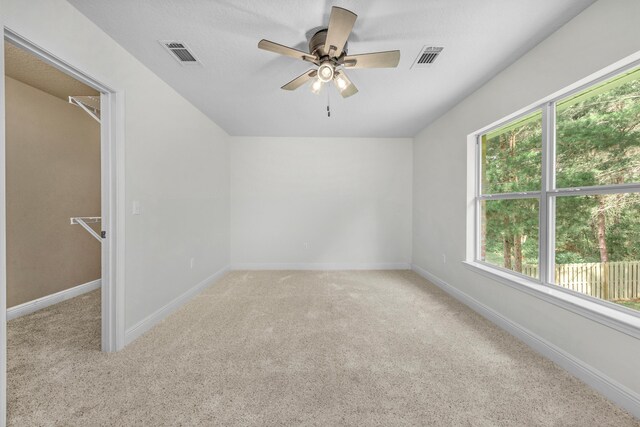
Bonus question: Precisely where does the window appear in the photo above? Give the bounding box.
[479,111,542,279]
[475,63,640,314]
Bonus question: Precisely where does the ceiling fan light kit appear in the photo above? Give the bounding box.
[317,62,334,82]
[258,6,400,99]
[311,79,323,94]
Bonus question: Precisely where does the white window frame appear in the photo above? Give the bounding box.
[466,53,640,339]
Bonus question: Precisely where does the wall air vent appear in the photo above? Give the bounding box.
[160,41,201,65]
[411,46,443,69]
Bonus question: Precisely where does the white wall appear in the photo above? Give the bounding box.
[0,0,230,335]
[413,0,640,416]
[231,137,412,269]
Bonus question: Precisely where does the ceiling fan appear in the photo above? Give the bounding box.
[258,6,400,98]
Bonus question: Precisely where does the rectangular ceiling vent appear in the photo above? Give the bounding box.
[160,41,201,65]
[411,46,443,69]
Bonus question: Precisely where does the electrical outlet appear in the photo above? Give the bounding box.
[190,258,195,269]
[304,242,310,249]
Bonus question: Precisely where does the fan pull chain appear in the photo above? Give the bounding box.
[327,89,331,118]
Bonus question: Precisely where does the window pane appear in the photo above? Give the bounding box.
[480,198,539,278]
[556,66,640,188]
[481,111,542,194]
[555,193,640,312]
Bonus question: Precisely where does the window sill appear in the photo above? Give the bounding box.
[462,261,640,340]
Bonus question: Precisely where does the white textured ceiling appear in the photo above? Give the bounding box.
[4,42,98,100]
[68,0,595,137]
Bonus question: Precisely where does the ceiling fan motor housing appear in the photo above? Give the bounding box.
[309,29,347,60]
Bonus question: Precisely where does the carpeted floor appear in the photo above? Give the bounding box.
[7,270,639,426]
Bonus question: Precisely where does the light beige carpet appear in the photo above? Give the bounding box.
[7,270,639,426]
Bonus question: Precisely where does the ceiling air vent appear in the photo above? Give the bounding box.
[160,41,200,65]
[411,46,443,69]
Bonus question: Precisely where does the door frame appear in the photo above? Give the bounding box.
[1,30,125,353]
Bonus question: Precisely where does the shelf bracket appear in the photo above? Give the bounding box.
[69,95,101,123]
[70,216,102,242]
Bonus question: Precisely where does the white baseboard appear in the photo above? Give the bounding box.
[230,262,411,271]
[411,264,640,419]
[124,267,229,345]
[7,279,102,320]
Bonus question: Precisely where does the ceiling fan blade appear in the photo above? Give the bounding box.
[258,39,318,63]
[333,71,358,98]
[281,69,318,91]
[324,7,357,57]
[343,50,400,68]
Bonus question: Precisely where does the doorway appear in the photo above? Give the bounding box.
[1,31,123,351]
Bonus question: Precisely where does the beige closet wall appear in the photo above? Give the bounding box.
[5,76,101,307]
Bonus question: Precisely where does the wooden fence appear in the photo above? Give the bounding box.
[522,261,640,301]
